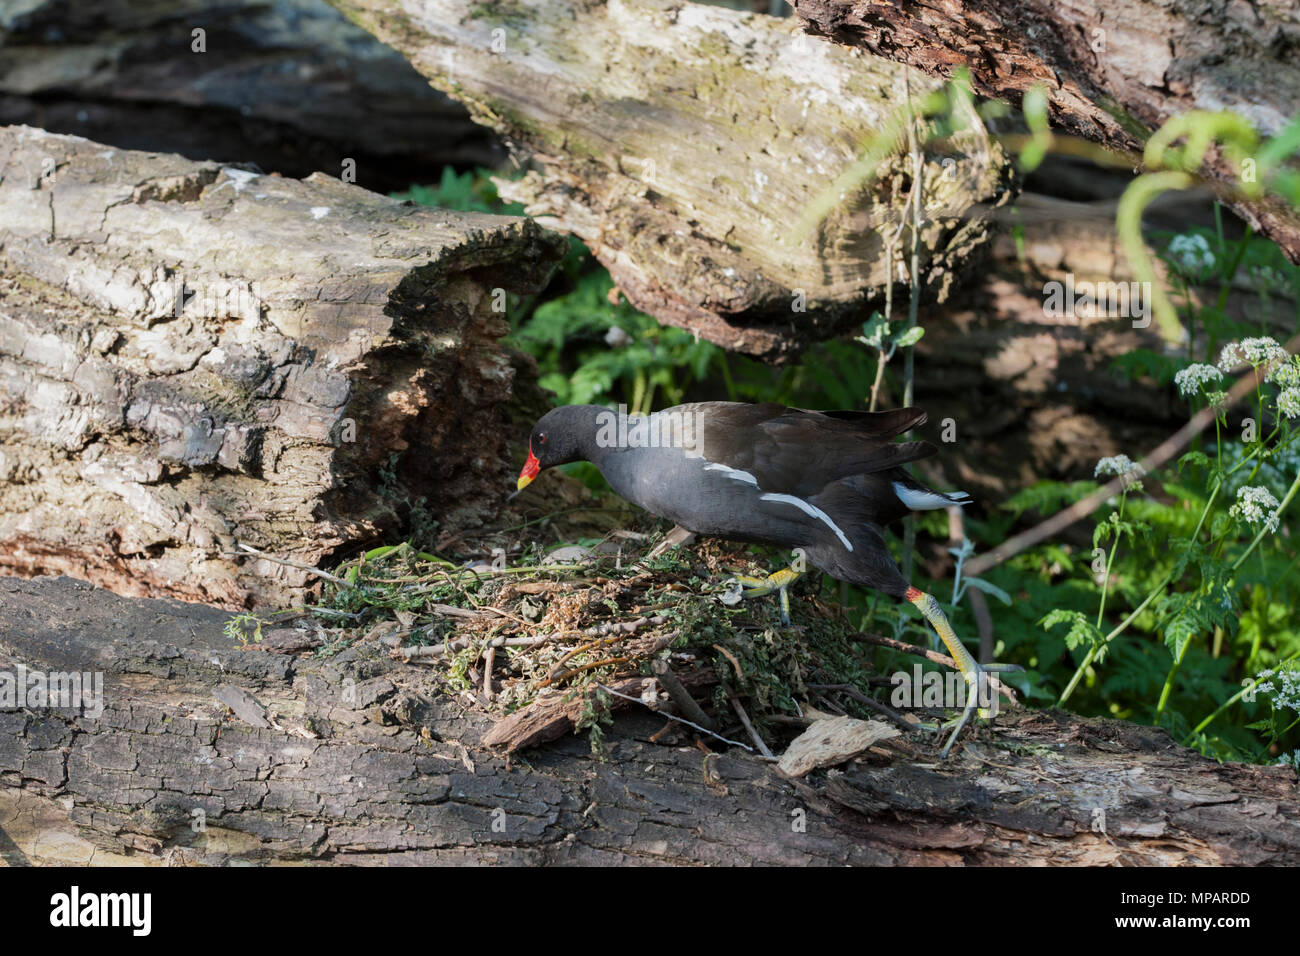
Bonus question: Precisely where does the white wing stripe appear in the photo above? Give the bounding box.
[760,493,853,552]
[704,463,759,486]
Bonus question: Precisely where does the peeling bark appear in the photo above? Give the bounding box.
[328,0,1014,362]
[1,575,1296,865]
[0,0,504,192]
[792,0,1300,262]
[0,126,566,608]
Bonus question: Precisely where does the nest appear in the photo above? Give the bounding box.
[255,514,961,758]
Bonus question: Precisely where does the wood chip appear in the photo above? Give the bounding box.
[213,684,271,729]
[778,716,900,777]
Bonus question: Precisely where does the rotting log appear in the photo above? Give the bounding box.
[0,126,566,609]
[0,0,504,192]
[328,0,1014,362]
[2,574,1297,865]
[792,0,1300,263]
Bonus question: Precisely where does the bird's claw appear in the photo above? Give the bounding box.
[724,567,802,625]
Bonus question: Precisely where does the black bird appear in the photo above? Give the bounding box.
[514,401,1016,756]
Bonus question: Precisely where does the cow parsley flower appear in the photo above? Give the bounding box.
[1229,485,1281,533]
[1279,387,1300,419]
[1174,363,1223,397]
[1218,336,1288,372]
[1269,357,1300,388]
[1167,234,1215,274]
[1250,265,1287,292]
[1095,454,1145,491]
[1256,665,1300,712]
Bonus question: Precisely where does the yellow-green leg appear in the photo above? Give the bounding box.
[731,567,803,625]
[906,586,1021,758]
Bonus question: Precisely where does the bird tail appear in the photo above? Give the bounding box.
[892,479,972,511]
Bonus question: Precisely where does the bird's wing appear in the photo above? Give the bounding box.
[688,401,935,498]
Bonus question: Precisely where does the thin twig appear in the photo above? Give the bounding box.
[397,633,548,661]
[540,631,679,688]
[805,682,917,733]
[482,644,496,701]
[965,333,1300,577]
[712,643,743,681]
[652,659,720,732]
[597,683,754,753]
[232,543,349,587]
[728,692,775,759]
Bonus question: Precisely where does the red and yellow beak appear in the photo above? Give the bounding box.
[516,445,541,491]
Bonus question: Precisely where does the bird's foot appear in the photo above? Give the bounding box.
[926,660,1025,759]
[726,567,803,625]
[906,587,1023,758]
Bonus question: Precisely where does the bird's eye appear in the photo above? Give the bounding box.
[537,432,548,445]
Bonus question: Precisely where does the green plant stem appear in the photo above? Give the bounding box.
[1058,480,1220,707]
[1157,466,1300,719]
[1058,573,1170,706]
[1185,649,1300,742]
[1095,494,1128,630]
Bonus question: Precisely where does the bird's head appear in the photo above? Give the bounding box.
[515,405,599,492]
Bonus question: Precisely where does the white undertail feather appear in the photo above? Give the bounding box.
[892,481,971,511]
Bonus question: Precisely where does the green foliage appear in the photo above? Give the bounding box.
[392,167,524,214]
[512,268,719,412]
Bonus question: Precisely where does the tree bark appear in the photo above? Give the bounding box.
[328,0,1015,362]
[0,0,504,193]
[1,574,1296,865]
[792,0,1300,263]
[0,126,566,609]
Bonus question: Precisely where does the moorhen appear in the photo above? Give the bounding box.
[514,401,1016,756]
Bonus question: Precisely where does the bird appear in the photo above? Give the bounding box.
[513,401,1018,756]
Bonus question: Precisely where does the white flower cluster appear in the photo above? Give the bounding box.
[1250,265,1288,292]
[1279,387,1300,420]
[1094,454,1143,478]
[1174,363,1224,397]
[1095,454,1145,490]
[1256,664,1300,712]
[1277,750,1300,772]
[1218,336,1288,372]
[1229,485,1281,533]
[1270,357,1300,388]
[1167,234,1216,274]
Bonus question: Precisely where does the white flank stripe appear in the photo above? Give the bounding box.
[893,481,968,511]
[704,463,759,486]
[760,493,853,551]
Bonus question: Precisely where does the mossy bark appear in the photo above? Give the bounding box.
[327,0,1014,362]
[793,0,1300,263]
[0,126,566,608]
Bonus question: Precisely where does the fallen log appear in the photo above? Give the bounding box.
[328,0,1014,361]
[0,125,566,608]
[1,574,1296,865]
[0,0,504,192]
[792,0,1300,263]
